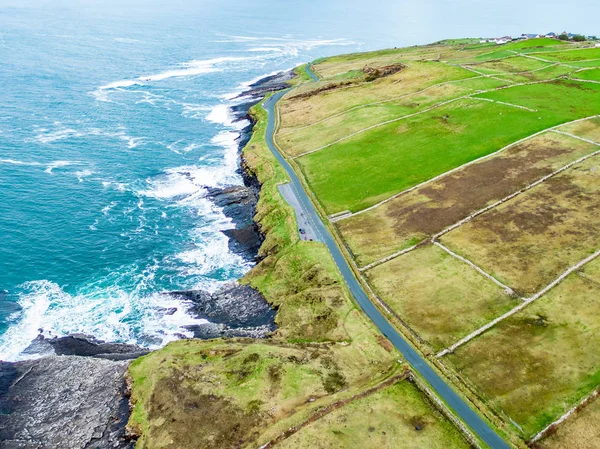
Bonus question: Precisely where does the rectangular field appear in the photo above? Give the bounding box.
[297,79,600,214]
[446,265,600,437]
[561,116,600,143]
[336,131,598,266]
[367,245,517,351]
[275,379,471,449]
[474,80,600,116]
[470,56,550,74]
[440,155,600,295]
[278,62,475,130]
[540,47,600,63]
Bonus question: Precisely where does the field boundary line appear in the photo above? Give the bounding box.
[436,247,600,358]
[359,136,600,271]
[433,241,516,293]
[470,96,537,112]
[279,74,489,135]
[568,77,600,84]
[529,388,600,444]
[359,244,421,272]
[334,114,600,222]
[551,129,600,145]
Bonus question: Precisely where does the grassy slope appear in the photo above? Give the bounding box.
[126,90,474,448]
[277,379,472,449]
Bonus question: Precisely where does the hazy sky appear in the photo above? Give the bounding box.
[1,0,598,49]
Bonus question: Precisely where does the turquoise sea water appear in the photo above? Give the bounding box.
[1,1,596,360]
[0,3,374,360]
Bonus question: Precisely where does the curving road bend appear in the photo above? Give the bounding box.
[262,84,510,449]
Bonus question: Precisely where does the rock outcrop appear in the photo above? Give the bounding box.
[168,282,276,339]
[0,356,133,449]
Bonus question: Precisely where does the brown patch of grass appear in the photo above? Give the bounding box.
[441,156,600,294]
[337,132,597,266]
[146,376,265,449]
[446,272,600,437]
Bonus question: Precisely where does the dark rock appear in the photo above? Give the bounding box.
[167,282,276,338]
[44,334,149,361]
[0,356,134,449]
[223,225,263,260]
[205,184,263,260]
[204,185,258,228]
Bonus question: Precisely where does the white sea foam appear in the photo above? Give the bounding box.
[45,160,76,174]
[35,127,85,143]
[0,159,43,166]
[0,277,212,362]
[102,181,128,192]
[75,169,93,182]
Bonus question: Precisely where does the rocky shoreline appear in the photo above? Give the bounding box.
[0,70,295,449]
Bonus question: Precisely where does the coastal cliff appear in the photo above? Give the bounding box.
[0,71,296,449]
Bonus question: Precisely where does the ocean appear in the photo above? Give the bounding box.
[0,2,368,360]
[2,0,587,361]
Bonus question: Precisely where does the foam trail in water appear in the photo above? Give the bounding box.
[0,276,214,362]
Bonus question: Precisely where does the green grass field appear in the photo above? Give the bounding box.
[540,47,600,62]
[296,79,600,214]
[474,79,600,116]
[367,245,517,351]
[574,68,600,82]
[276,379,472,449]
[446,266,600,437]
[471,55,550,74]
[502,37,567,50]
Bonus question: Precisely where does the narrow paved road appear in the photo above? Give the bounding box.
[304,64,319,81]
[263,89,510,449]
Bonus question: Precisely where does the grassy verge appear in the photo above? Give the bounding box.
[446,264,600,437]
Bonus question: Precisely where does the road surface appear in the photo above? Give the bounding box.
[262,89,510,449]
[278,183,322,242]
